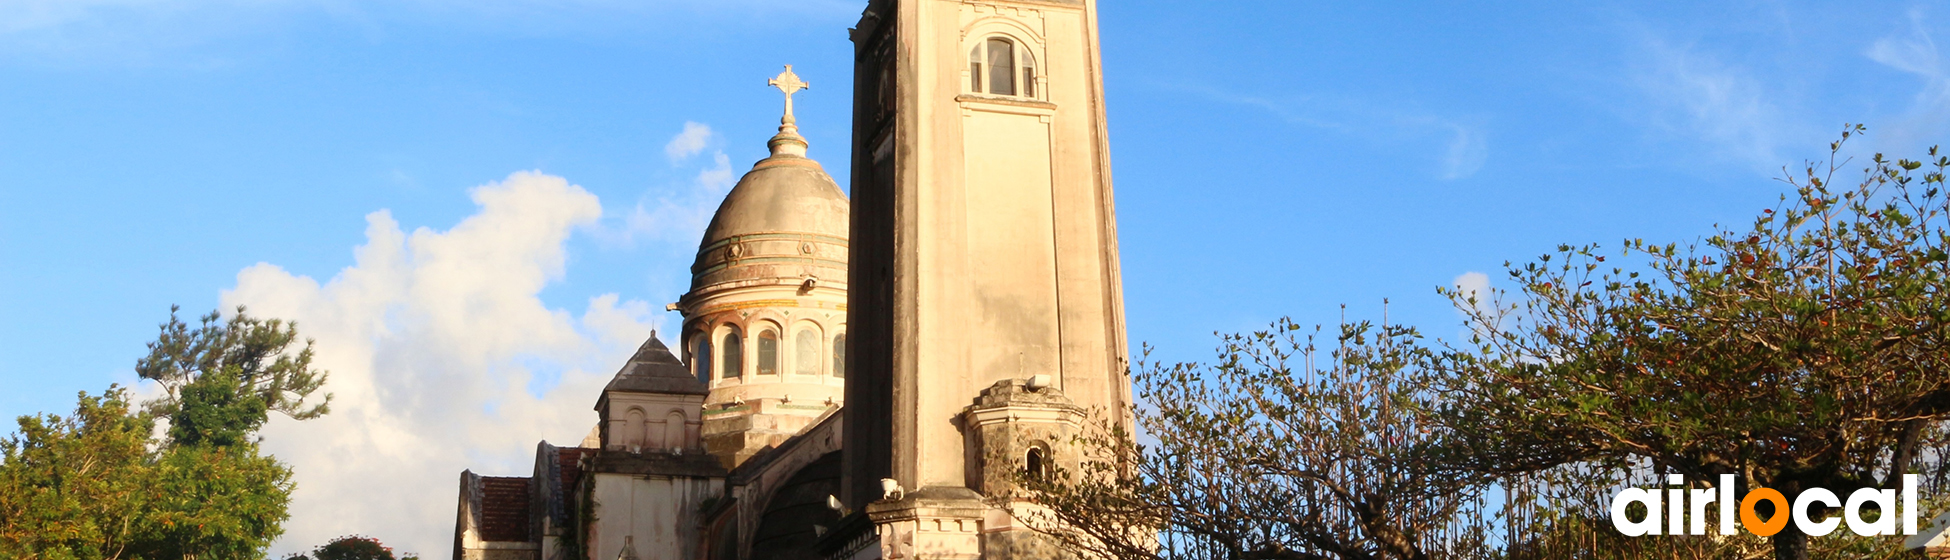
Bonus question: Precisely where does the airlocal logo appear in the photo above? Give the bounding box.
[1611,474,1919,537]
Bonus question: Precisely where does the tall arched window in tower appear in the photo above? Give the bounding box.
[985,37,1015,95]
[694,336,713,384]
[757,330,780,375]
[795,329,821,376]
[1025,446,1048,481]
[968,37,1037,98]
[721,329,743,379]
[832,334,846,379]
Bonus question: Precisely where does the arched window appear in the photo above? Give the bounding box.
[795,329,821,376]
[757,330,780,376]
[968,44,983,93]
[832,334,847,379]
[1021,46,1037,98]
[722,330,743,379]
[1025,447,1048,480]
[969,37,1036,98]
[694,336,713,384]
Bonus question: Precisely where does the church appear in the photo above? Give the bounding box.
[451,0,1129,558]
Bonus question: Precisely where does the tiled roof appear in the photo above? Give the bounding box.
[478,476,532,542]
[602,337,707,395]
[557,447,589,495]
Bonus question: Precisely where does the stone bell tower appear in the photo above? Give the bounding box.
[842,0,1130,556]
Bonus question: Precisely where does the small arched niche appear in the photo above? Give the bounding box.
[664,411,687,451]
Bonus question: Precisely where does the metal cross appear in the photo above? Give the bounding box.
[768,65,810,121]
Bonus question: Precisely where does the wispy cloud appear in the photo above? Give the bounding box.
[1439,124,1488,181]
[1866,9,1950,149]
[1175,84,1490,181]
[1627,36,1811,173]
[218,171,659,557]
[1449,271,1503,342]
[619,151,733,246]
[1451,271,1493,318]
[601,122,739,250]
[664,121,714,162]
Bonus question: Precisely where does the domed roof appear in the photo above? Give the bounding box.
[689,78,849,292]
[695,151,848,248]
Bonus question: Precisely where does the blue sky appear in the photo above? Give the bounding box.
[4,0,1949,555]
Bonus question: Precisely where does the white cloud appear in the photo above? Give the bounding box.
[1866,9,1950,149]
[1451,272,1492,317]
[1450,271,1500,341]
[1627,36,1814,173]
[219,171,662,557]
[696,150,734,191]
[664,121,714,162]
[609,124,739,249]
[1438,124,1488,181]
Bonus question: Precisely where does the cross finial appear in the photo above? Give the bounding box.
[768,65,809,123]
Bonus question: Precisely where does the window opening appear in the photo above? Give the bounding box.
[1021,50,1036,98]
[795,329,821,376]
[969,45,984,93]
[833,334,847,379]
[757,331,779,375]
[695,337,713,384]
[986,38,1016,95]
[722,330,743,379]
[1026,447,1047,480]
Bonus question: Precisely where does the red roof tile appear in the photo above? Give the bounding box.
[557,448,589,494]
[478,476,532,542]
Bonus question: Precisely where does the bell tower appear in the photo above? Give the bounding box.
[843,0,1129,556]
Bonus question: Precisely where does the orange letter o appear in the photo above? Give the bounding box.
[1741,488,1790,537]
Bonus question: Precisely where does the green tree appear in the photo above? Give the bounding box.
[1016,318,1498,560]
[285,535,421,560]
[0,387,153,560]
[126,444,295,560]
[168,368,270,448]
[137,305,331,422]
[1434,129,1950,560]
[1,306,332,560]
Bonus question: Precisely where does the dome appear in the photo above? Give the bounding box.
[689,100,849,292]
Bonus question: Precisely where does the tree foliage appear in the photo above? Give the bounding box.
[0,387,153,560]
[138,305,331,422]
[128,444,294,559]
[1435,128,1950,560]
[284,535,420,560]
[169,368,271,448]
[1,306,330,560]
[1019,130,1950,560]
[1016,318,1498,560]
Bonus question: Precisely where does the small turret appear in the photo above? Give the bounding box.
[595,336,707,454]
